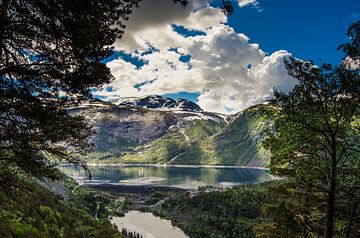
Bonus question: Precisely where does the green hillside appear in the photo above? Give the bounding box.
[211,104,273,166]
[0,174,123,238]
[84,104,273,166]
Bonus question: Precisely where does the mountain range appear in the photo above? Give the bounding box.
[68,95,273,167]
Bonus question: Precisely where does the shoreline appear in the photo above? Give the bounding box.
[61,163,269,171]
[86,183,187,194]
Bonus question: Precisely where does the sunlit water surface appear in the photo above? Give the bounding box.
[59,165,273,189]
[111,211,188,238]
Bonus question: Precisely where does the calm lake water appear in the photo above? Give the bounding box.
[111,211,188,238]
[59,165,272,189]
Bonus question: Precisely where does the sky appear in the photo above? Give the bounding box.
[94,0,360,114]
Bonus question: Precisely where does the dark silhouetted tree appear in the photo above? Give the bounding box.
[0,0,143,187]
[338,20,360,61]
[264,21,360,238]
[0,0,233,189]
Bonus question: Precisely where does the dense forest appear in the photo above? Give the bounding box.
[0,175,124,237]
[0,1,234,237]
[0,0,359,237]
[150,20,360,238]
[153,183,275,238]
[261,20,360,237]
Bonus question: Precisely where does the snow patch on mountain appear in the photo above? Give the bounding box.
[116,95,203,112]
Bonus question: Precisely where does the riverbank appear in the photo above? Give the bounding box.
[86,183,186,195]
[106,182,278,238]
[69,163,270,171]
[111,210,189,238]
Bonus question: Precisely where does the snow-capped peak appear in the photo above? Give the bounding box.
[116,95,203,112]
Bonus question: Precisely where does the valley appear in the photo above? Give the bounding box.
[69,95,273,167]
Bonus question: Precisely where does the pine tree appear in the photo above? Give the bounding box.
[264,20,360,237]
[0,0,146,189]
[0,0,233,190]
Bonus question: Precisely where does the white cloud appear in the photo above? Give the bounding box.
[238,0,259,8]
[114,0,222,52]
[175,6,227,31]
[186,25,295,113]
[237,0,263,12]
[102,48,203,98]
[95,1,296,114]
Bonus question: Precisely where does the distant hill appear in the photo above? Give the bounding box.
[68,96,273,167]
[117,95,203,112]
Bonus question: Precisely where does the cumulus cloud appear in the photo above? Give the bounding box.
[237,0,263,12]
[114,0,224,51]
[238,0,259,8]
[95,1,296,114]
[176,6,227,31]
[187,25,295,113]
[100,47,203,99]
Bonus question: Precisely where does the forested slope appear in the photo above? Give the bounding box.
[0,174,123,238]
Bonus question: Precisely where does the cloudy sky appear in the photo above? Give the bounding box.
[94,0,360,114]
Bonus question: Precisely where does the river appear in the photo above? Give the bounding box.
[59,164,273,189]
[111,211,188,238]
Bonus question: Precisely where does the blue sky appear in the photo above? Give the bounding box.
[225,0,359,65]
[96,0,359,114]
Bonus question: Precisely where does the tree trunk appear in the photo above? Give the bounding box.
[345,199,358,238]
[303,194,310,238]
[0,0,10,60]
[325,159,336,238]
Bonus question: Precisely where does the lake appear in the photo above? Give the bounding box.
[59,164,273,189]
[111,210,188,238]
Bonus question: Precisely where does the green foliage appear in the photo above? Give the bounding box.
[166,105,272,166]
[0,174,123,238]
[118,130,188,164]
[0,0,142,184]
[156,183,277,238]
[144,191,167,205]
[211,105,272,166]
[120,228,143,238]
[109,119,224,164]
[263,21,360,238]
[338,20,360,61]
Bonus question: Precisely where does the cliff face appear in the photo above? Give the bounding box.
[68,96,273,166]
[212,104,273,167]
[68,101,178,153]
[117,95,203,112]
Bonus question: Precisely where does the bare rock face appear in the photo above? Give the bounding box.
[68,101,178,153]
[66,97,271,166]
[117,95,203,112]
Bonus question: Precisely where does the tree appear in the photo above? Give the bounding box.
[0,0,146,188]
[338,21,360,62]
[264,21,360,238]
[0,0,234,188]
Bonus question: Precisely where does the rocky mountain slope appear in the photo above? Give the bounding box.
[69,96,273,166]
[211,104,273,166]
[117,95,203,112]
[68,101,178,153]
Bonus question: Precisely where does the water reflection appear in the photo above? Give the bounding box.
[111,211,188,238]
[59,165,272,189]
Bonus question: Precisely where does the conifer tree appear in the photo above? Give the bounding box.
[265,20,360,237]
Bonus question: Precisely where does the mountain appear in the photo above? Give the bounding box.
[211,104,273,166]
[117,95,203,112]
[118,103,272,166]
[68,96,272,167]
[67,100,178,153]
[68,96,227,152]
